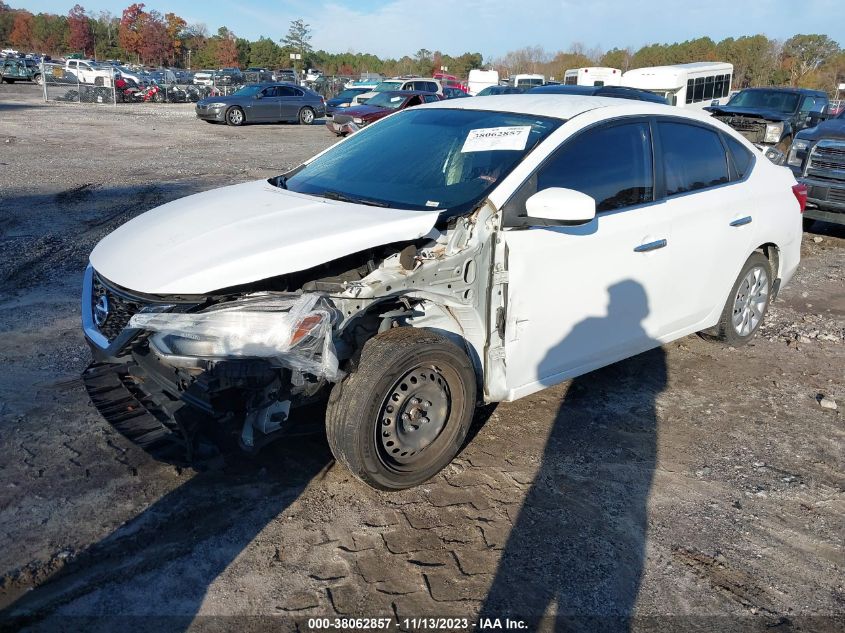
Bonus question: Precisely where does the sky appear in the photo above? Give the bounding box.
[16,0,844,61]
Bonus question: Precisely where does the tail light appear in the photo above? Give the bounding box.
[792,183,807,213]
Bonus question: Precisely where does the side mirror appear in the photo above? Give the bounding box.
[711,99,720,106]
[525,188,596,225]
[254,93,262,99]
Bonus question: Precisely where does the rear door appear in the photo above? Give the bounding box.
[278,86,302,120]
[655,119,757,332]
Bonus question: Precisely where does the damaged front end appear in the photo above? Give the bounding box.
[81,208,493,463]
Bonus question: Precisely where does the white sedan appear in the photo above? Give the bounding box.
[82,95,804,489]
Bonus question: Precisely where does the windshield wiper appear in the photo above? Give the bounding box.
[321,190,389,207]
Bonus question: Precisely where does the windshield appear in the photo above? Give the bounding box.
[366,92,407,109]
[374,80,403,92]
[727,90,800,114]
[335,89,365,100]
[232,85,264,97]
[285,108,561,216]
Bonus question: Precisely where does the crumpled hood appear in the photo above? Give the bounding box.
[89,180,439,295]
[705,105,792,122]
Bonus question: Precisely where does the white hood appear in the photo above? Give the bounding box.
[89,180,439,295]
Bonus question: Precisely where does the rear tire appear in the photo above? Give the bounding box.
[707,252,772,346]
[326,328,477,490]
[298,106,315,125]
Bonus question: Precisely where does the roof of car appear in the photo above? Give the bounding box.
[738,87,827,96]
[419,94,689,120]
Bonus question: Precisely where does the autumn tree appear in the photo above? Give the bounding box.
[119,3,145,61]
[67,5,93,56]
[782,34,841,85]
[138,10,169,65]
[9,11,33,49]
[164,12,186,65]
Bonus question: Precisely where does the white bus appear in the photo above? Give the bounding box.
[621,62,733,108]
[509,73,545,90]
[564,67,622,87]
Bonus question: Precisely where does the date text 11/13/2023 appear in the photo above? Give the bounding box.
[306,617,528,630]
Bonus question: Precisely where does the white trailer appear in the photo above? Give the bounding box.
[563,67,622,87]
[621,62,733,108]
[509,73,545,90]
[467,69,499,96]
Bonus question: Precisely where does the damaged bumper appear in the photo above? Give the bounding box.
[326,119,360,136]
[82,265,343,459]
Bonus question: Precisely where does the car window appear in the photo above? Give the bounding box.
[423,94,439,103]
[406,96,422,107]
[658,121,729,196]
[724,135,753,180]
[277,86,298,97]
[536,122,654,212]
[799,95,826,114]
[261,87,278,97]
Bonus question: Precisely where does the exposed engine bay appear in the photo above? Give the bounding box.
[83,205,497,461]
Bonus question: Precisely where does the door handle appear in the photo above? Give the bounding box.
[730,216,752,227]
[634,239,667,253]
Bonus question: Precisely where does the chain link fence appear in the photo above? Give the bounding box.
[36,61,349,106]
[38,62,248,106]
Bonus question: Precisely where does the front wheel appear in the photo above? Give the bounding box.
[707,252,772,346]
[326,328,477,490]
[225,106,244,126]
[33,74,42,85]
[298,106,315,125]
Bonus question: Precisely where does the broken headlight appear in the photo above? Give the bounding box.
[129,293,340,379]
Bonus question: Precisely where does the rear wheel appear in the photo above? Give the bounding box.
[298,106,315,125]
[226,106,244,126]
[326,328,477,490]
[708,252,772,346]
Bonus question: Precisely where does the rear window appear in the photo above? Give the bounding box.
[725,135,753,180]
[658,121,729,196]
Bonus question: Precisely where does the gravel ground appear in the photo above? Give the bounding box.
[0,82,843,632]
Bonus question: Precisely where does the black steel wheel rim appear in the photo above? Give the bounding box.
[377,364,451,467]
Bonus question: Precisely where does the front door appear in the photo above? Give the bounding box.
[250,86,282,121]
[501,120,673,399]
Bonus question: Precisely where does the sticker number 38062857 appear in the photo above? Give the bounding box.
[461,126,531,153]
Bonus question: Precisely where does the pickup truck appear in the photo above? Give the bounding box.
[787,107,845,227]
[64,59,114,85]
[706,87,829,163]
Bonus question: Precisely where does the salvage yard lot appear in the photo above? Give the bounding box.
[0,82,843,628]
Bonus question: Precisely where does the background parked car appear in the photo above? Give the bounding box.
[442,86,470,99]
[706,87,829,160]
[195,83,326,126]
[0,58,36,82]
[326,87,372,115]
[476,85,524,96]
[787,107,845,228]
[352,77,442,105]
[528,83,669,104]
[327,90,440,136]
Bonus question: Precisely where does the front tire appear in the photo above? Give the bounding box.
[226,106,244,126]
[326,328,477,490]
[708,252,772,346]
[298,106,315,125]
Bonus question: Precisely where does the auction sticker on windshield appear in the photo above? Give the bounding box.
[461,126,531,153]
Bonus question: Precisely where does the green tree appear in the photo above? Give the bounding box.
[282,18,312,56]
[249,36,281,68]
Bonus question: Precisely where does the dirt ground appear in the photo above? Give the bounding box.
[0,82,843,632]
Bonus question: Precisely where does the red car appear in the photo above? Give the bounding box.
[326,90,441,136]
